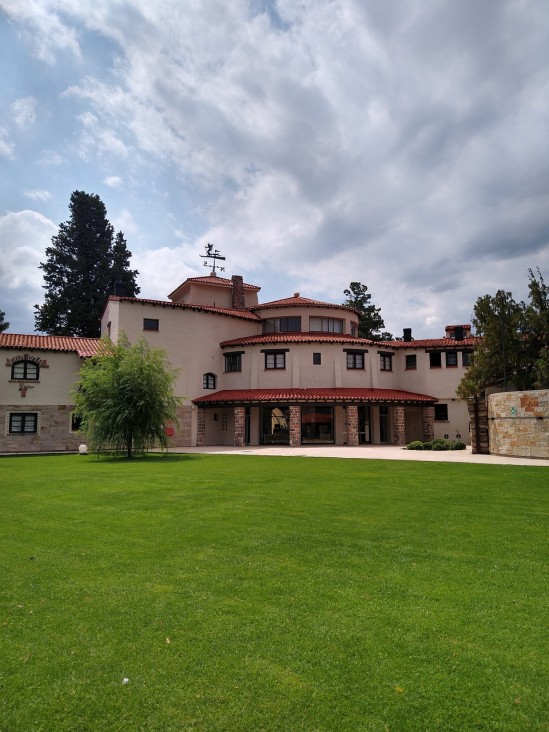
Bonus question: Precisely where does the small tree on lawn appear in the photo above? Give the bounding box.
[74,335,181,458]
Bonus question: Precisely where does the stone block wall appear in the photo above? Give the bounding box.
[488,390,549,459]
[1,404,81,453]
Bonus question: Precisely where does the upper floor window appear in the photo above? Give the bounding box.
[9,412,38,434]
[313,352,322,365]
[379,353,393,371]
[350,322,358,337]
[310,317,344,333]
[346,352,364,369]
[11,360,39,380]
[429,352,442,368]
[405,354,417,370]
[203,373,216,389]
[224,352,242,372]
[446,351,458,367]
[262,317,301,333]
[264,351,286,369]
[143,318,159,331]
[462,352,472,367]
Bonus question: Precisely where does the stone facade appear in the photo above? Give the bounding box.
[1,404,81,453]
[289,405,301,447]
[467,398,489,454]
[488,390,549,459]
[422,405,435,443]
[392,405,406,446]
[345,405,359,446]
[233,406,246,447]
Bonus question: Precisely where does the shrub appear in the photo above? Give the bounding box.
[449,440,466,450]
[406,441,424,450]
[431,438,450,451]
[422,441,433,450]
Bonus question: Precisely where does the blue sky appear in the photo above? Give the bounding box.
[1,0,548,338]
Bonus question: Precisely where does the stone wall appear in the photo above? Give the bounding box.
[488,390,549,459]
[1,404,81,454]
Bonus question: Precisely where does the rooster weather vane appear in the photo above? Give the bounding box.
[200,243,226,275]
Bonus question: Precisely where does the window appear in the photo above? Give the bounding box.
[405,354,417,370]
[379,353,393,371]
[434,404,449,421]
[9,413,38,434]
[350,322,358,337]
[265,352,286,369]
[429,352,442,368]
[262,317,301,333]
[346,352,364,369]
[313,352,322,365]
[310,317,344,333]
[143,318,159,331]
[462,352,472,367]
[224,353,242,372]
[11,360,39,380]
[71,413,83,432]
[203,373,216,389]
[446,351,458,367]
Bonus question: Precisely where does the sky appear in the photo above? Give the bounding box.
[1,0,548,339]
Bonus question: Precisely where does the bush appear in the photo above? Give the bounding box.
[449,440,466,450]
[422,441,433,450]
[431,438,450,451]
[406,441,424,450]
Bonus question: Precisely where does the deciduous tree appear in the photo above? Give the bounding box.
[35,191,140,337]
[73,335,181,459]
[0,309,9,333]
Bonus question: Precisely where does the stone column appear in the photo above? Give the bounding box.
[289,405,301,447]
[234,406,246,447]
[392,405,406,446]
[346,405,359,446]
[422,405,435,442]
[468,397,489,454]
[196,407,206,446]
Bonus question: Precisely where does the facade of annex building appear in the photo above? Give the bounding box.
[1,273,479,453]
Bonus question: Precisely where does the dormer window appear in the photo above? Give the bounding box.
[11,360,39,380]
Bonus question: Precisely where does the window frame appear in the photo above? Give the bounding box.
[313,352,322,365]
[224,352,243,373]
[309,317,344,334]
[11,360,39,380]
[143,318,159,331]
[9,412,38,434]
[405,354,417,370]
[203,372,216,389]
[429,352,442,369]
[462,351,472,367]
[346,352,365,370]
[264,352,286,370]
[434,404,449,421]
[446,351,458,368]
[379,352,393,372]
[262,317,301,334]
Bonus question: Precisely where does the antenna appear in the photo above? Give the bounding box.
[200,243,226,276]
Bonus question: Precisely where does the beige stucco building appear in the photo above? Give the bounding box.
[1,273,478,453]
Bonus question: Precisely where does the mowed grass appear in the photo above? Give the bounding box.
[1,455,548,731]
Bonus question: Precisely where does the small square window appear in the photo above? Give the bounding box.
[71,413,82,432]
[446,351,458,367]
[429,352,442,368]
[9,413,38,434]
[379,354,393,371]
[313,353,321,365]
[434,404,448,421]
[265,352,286,369]
[143,318,159,331]
[405,354,417,370]
[225,353,242,372]
[346,352,364,369]
[203,373,216,389]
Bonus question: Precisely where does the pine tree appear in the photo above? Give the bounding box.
[111,231,140,297]
[34,191,140,337]
[342,282,392,340]
[0,309,9,333]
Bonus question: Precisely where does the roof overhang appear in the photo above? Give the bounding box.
[193,388,437,406]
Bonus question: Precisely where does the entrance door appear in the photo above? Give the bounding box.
[358,406,371,444]
[379,405,389,443]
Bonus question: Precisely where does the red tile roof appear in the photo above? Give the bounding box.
[193,388,437,405]
[378,337,480,349]
[185,275,260,290]
[108,296,261,321]
[220,333,373,347]
[252,294,360,316]
[0,333,101,358]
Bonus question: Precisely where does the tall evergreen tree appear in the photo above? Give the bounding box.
[0,309,9,333]
[34,191,140,337]
[343,282,393,340]
[111,231,140,297]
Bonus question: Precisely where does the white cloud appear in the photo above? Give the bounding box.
[11,97,37,128]
[0,210,55,291]
[0,127,15,159]
[24,189,52,202]
[104,175,123,187]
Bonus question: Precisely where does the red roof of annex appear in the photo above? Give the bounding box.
[0,333,101,358]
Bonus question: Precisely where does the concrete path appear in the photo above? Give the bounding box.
[167,444,549,467]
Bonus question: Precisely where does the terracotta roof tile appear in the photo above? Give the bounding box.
[220,333,373,347]
[252,295,360,315]
[0,333,101,358]
[185,275,260,290]
[109,296,261,320]
[193,388,437,405]
[378,337,480,349]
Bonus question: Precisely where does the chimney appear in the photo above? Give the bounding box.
[454,325,464,341]
[403,328,412,342]
[113,280,127,297]
[231,275,245,310]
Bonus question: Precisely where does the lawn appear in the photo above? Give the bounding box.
[1,454,548,731]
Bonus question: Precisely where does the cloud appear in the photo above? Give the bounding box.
[10,97,37,128]
[104,175,123,187]
[0,127,15,159]
[24,189,52,202]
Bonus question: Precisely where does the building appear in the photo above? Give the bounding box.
[1,269,478,453]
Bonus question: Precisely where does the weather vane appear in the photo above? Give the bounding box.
[200,243,226,276]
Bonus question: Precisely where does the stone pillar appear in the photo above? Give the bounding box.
[392,405,406,446]
[422,405,435,442]
[234,406,246,447]
[289,405,301,447]
[345,405,359,446]
[196,407,206,446]
[468,397,489,454]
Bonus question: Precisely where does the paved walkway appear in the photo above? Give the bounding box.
[167,444,549,467]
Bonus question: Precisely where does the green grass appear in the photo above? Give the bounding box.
[1,454,548,731]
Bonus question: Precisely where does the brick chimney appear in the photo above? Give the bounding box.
[231,275,245,310]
